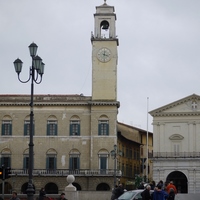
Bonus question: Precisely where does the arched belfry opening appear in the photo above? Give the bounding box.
[100,20,110,38]
[166,171,188,193]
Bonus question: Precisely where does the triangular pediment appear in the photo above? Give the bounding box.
[149,94,200,117]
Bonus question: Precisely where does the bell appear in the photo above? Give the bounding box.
[101,21,109,30]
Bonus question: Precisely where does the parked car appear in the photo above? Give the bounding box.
[117,189,154,200]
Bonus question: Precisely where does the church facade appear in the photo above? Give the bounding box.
[150,94,200,193]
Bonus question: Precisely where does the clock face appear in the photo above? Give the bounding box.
[97,48,111,63]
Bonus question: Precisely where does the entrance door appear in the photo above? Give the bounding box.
[166,171,187,193]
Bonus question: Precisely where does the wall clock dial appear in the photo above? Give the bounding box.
[97,48,111,63]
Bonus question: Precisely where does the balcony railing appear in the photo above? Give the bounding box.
[9,169,122,177]
[151,152,200,158]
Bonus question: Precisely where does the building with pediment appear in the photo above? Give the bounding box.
[150,94,200,193]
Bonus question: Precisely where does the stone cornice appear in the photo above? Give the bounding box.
[0,95,120,108]
[152,112,200,117]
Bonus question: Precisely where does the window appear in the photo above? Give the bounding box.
[69,149,80,173]
[70,120,80,136]
[98,150,109,174]
[47,120,57,136]
[46,155,57,171]
[23,156,29,170]
[1,149,11,168]
[2,120,12,136]
[69,155,80,171]
[98,120,109,135]
[99,154,108,174]
[1,156,11,167]
[24,120,35,136]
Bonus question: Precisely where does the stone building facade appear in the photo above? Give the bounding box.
[0,1,120,194]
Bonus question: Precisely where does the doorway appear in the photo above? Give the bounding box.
[166,171,187,193]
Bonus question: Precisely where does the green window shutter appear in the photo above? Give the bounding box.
[23,157,26,169]
[8,157,11,167]
[9,124,12,135]
[47,124,50,136]
[2,124,5,135]
[100,157,107,170]
[98,123,101,135]
[69,157,72,170]
[70,124,73,136]
[78,124,80,136]
[54,157,57,169]
[77,157,80,169]
[106,123,109,135]
[55,124,57,135]
[46,157,49,169]
[24,124,27,136]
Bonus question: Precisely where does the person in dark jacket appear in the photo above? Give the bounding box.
[168,188,175,200]
[141,185,151,200]
[39,188,46,200]
[153,185,168,200]
[112,184,124,199]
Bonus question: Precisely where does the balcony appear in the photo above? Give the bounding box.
[151,152,200,158]
[9,169,122,177]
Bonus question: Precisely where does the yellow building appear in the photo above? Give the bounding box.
[117,122,153,189]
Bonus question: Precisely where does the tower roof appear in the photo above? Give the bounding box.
[96,0,115,13]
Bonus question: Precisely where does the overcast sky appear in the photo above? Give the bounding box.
[1,0,200,132]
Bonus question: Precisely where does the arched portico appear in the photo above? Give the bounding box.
[166,171,188,193]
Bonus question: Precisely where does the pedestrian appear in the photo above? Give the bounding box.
[39,188,46,200]
[141,185,151,200]
[111,185,118,200]
[153,185,168,200]
[112,184,124,199]
[166,181,177,194]
[150,181,156,190]
[10,191,20,200]
[168,188,175,200]
[156,180,164,189]
[59,193,67,200]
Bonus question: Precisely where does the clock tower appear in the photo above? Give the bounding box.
[91,0,119,101]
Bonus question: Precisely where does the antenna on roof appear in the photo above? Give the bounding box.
[104,0,107,4]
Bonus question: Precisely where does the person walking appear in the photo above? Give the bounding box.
[39,188,46,200]
[10,191,20,200]
[141,185,151,200]
[59,193,67,200]
[153,185,168,200]
[111,184,124,199]
[166,181,177,194]
[168,188,175,200]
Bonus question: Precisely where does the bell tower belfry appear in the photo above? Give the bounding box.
[91,0,119,101]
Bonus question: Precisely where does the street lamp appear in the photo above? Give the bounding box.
[13,43,44,200]
[110,144,117,188]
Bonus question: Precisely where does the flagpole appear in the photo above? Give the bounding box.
[146,97,149,181]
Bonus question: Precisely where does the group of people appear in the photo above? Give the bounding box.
[141,180,177,200]
[39,188,68,200]
[9,188,68,200]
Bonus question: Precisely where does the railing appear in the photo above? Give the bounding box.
[151,152,200,158]
[10,169,122,177]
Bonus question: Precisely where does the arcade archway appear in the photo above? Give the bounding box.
[166,171,187,193]
[96,183,110,191]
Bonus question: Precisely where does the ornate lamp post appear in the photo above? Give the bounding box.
[13,43,44,200]
[111,144,117,188]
